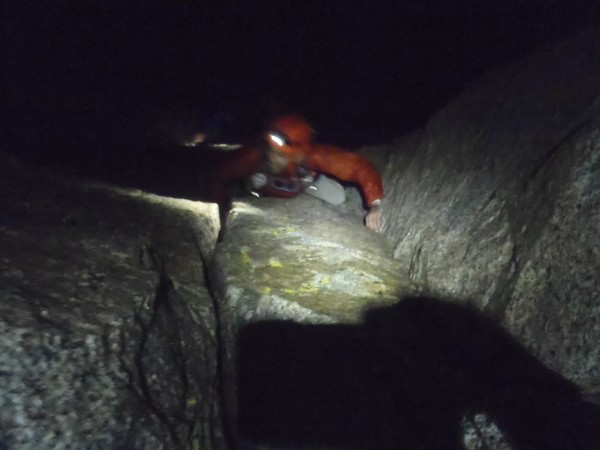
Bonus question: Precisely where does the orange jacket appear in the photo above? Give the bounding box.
[206,140,383,207]
[303,143,383,206]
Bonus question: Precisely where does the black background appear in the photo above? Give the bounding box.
[3,0,600,162]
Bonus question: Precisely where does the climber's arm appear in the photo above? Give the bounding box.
[308,145,384,231]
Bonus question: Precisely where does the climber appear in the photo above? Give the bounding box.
[205,114,384,232]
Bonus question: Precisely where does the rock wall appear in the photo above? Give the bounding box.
[362,27,600,396]
[208,195,416,448]
[0,156,224,449]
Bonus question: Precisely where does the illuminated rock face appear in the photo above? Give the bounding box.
[212,195,415,325]
[0,158,223,450]
[360,27,600,398]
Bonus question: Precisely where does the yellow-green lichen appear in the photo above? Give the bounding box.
[268,258,283,268]
[283,282,320,296]
[240,247,252,266]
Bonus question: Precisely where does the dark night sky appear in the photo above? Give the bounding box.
[2,0,600,162]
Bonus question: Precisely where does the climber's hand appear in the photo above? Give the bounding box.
[365,201,383,232]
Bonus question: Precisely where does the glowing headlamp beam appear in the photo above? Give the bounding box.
[268,132,286,147]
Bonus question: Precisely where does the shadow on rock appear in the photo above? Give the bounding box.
[236,296,600,450]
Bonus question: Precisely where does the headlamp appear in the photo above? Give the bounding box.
[267,132,287,147]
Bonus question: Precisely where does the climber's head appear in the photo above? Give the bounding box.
[265,114,314,173]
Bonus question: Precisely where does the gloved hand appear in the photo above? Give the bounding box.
[365,200,383,232]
